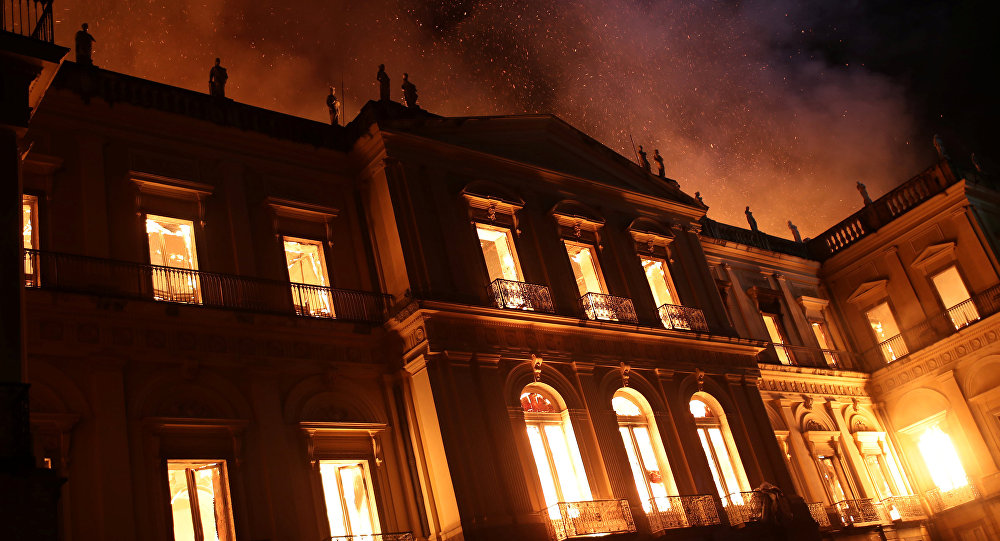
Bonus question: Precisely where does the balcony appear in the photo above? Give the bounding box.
[23,249,392,324]
[489,278,555,313]
[2,0,54,41]
[579,292,637,324]
[647,494,720,532]
[806,502,832,528]
[881,495,926,521]
[925,484,978,513]
[758,343,852,369]
[545,499,635,541]
[657,303,709,332]
[327,534,414,541]
[722,491,764,527]
[862,283,1000,367]
[834,498,884,527]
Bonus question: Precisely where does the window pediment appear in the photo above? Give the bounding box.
[797,296,830,320]
[846,279,889,308]
[911,242,957,273]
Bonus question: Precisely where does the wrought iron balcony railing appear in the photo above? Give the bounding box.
[489,278,555,313]
[880,495,926,521]
[2,0,54,41]
[834,498,884,526]
[646,494,720,532]
[579,292,638,324]
[326,533,414,541]
[544,499,635,541]
[23,249,392,324]
[925,484,978,513]
[757,343,855,369]
[722,491,764,526]
[862,283,1000,368]
[806,502,832,528]
[657,303,709,332]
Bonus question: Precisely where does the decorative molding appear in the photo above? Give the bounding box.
[797,296,830,321]
[266,197,340,223]
[910,241,957,273]
[846,279,889,308]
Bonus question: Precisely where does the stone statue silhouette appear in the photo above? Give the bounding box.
[209,58,228,98]
[695,192,705,205]
[327,87,340,125]
[401,73,418,108]
[653,149,665,178]
[787,221,802,243]
[934,134,949,160]
[377,64,390,102]
[637,145,650,173]
[972,153,983,173]
[856,181,872,205]
[75,23,96,66]
[745,206,758,232]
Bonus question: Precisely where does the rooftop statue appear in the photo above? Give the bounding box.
[653,149,665,178]
[695,192,705,205]
[377,64,390,102]
[75,23,96,66]
[856,181,872,205]
[209,58,228,98]
[934,134,949,160]
[745,206,758,232]
[327,87,340,126]
[787,220,802,243]
[401,72,418,108]
[637,145,650,173]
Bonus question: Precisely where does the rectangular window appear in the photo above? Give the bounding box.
[476,224,522,283]
[816,456,848,503]
[146,215,201,303]
[283,237,334,317]
[866,302,906,362]
[564,241,606,297]
[810,322,838,367]
[640,256,678,308]
[864,455,894,500]
[762,314,793,365]
[319,460,380,538]
[932,266,979,329]
[22,194,38,286]
[166,460,235,541]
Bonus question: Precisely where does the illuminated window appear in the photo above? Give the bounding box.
[640,256,678,308]
[521,385,592,516]
[146,215,201,303]
[613,390,677,512]
[166,460,235,541]
[319,460,380,538]
[564,241,606,297]
[477,224,522,283]
[283,237,334,317]
[690,395,749,504]
[865,302,906,363]
[816,456,849,503]
[932,266,979,329]
[810,321,838,367]
[22,194,38,286]
[762,314,793,365]
[863,454,895,500]
[917,426,968,491]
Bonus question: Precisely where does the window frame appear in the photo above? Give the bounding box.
[22,193,39,286]
[474,222,524,284]
[863,300,907,363]
[144,213,203,304]
[562,239,609,297]
[520,384,593,508]
[813,453,853,504]
[638,255,681,308]
[316,458,383,539]
[689,393,751,503]
[929,264,979,329]
[613,389,677,512]
[165,458,236,541]
[761,312,794,365]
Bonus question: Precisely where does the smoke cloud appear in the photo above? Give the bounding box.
[54,0,928,238]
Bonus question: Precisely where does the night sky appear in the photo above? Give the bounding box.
[51,1,994,238]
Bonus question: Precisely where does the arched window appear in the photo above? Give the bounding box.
[521,384,592,512]
[690,394,750,504]
[613,389,677,512]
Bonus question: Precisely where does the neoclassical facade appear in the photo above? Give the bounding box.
[3,24,999,541]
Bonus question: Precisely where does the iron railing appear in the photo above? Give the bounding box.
[489,278,555,313]
[657,303,709,332]
[722,491,764,526]
[579,292,638,324]
[925,484,978,513]
[834,498,884,526]
[757,343,853,369]
[881,495,926,521]
[861,283,1000,367]
[23,249,392,324]
[326,534,414,541]
[545,499,635,541]
[806,502,832,528]
[2,0,53,41]
[646,494,720,532]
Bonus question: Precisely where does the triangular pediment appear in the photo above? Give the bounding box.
[911,242,957,272]
[846,279,889,307]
